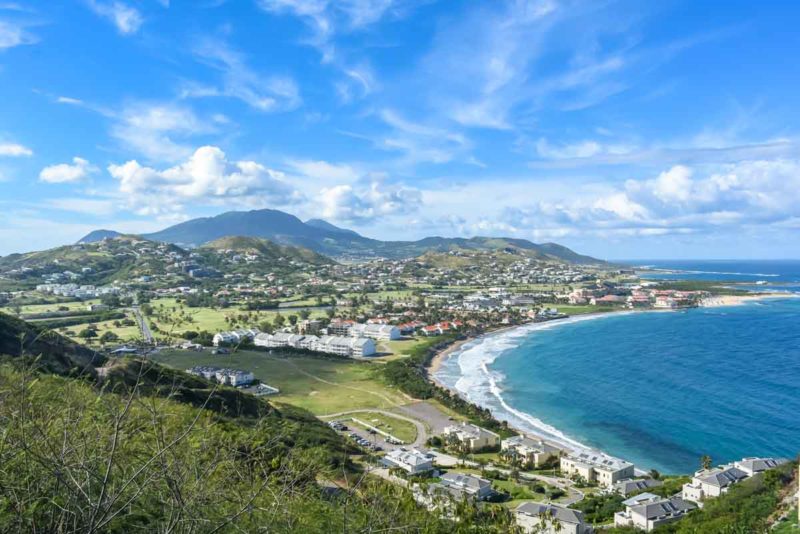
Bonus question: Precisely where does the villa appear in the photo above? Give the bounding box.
[501,435,562,467]
[560,452,635,487]
[614,496,696,531]
[417,472,495,507]
[383,448,435,475]
[442,422,500,451]
[514,502,593,534]
[613,478,664,496]
[350,323,401,340]
[734,457,786,476]
[681,465,749,503]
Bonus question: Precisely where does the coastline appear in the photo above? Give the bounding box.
[424,291,798,468]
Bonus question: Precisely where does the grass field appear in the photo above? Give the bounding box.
[150,349,410,414]
[146,298,330,337]
[347,413,418,443]
[2,298,102,316]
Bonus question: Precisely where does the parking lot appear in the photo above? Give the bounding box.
[327,420,403,452]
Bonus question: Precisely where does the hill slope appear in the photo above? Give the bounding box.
[84,208,604,263]
[200,235,333,265]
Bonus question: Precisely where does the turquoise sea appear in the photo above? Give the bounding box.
[435,261,800,474]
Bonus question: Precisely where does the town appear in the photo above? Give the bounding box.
[0,234,782,533]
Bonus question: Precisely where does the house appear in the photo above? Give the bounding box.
[315,335,377,357]
[560,452,635,487]
[681,465,749,503]
[501,435,562,468]
[614,497,696,531]
[213,329,258,347]
[417,472,495,506]
[421,325,443,336]
[328,319,356,336]
[382,448,434,475]
[442,422,500,451]
[350,323,401,340]
[298,319,322,335]
[187,366,221,380]
[514,502,593,534]
[734,457,786,477]
[613,478,664,496]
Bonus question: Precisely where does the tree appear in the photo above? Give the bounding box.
[288,314,298,326]
[99,331,119,343]
[78,328,97,339]
[700,455,713,471]
[299,309,311,320]
[273,313,286,328]
[649,469,661,480]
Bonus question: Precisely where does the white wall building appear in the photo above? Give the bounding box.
[614,496,696,531]
[383,448,434,475]
[514,502,593,534]
[442,422,499,451]
[501,435,562,467]
[560,452,635,487]
[350,323,401,340]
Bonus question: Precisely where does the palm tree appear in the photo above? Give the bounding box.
[700,454,713,471]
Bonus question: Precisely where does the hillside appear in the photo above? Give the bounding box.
[1,313,489,532]
[80,208,605,264]
[200,235,333,265]
[78,229,122,243]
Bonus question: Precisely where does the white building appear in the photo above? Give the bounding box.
[734,457,785,477]
[213,329,259,347]
[613,478,664,496]
[681,465,749,503]
[383,448,434,475]
[350,323,401,340]
[442,422,500,451]
[614,496,696,531]
[514,502,593,534]
[417,472,494,507]
[501,435,562,468]
[215,369,254,386]
[560,451,635,487]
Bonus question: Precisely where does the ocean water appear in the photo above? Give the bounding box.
[624,259,800,292]
[436,298,800,474]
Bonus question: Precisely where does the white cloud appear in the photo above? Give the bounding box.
[107,146,301,217]
[87,1,143,35]
[376,109,473,164]
[186,37,301,112]
[39,157,97,183]
[287,159,361,183]
[111,102,214,162]
[318,180,422,223]
[0,19,36,49]
[45,197,115,216]
[0,142,32,156]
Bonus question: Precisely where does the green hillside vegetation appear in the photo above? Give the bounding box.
[200,235,334,265]
[0,312,519,532]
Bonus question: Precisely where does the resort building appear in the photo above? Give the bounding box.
[212,329,259,346]
[382,448,435,475]
[442,422,500,451]
[560,452,635,487]
[613,478,664,496]
[514,502,593,534]
[501,435,562,467]
[417,472,495,506]
[614,497,696,531]
[681,465,748,503]
[733,457,785,477]
[350,323,402,340]
[215,369,254,387]
[253,333,376,357]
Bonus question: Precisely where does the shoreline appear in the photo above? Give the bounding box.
[424,291,798,469]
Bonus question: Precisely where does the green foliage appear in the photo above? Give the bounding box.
[571,492,625,524]
[655,462,797,534]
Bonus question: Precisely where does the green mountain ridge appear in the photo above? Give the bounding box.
[77,208,605,264]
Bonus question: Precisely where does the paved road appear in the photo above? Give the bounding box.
[131,306,154,344]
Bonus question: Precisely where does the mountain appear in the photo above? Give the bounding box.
[77,229,121,243]
[79,208,603,264]
[304,218,360,237]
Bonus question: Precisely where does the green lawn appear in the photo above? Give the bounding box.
[3,298,102,316]
[146,298,329,338]
[150,349,410,415]
[346,412,418,443]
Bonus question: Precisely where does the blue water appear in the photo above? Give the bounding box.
[436,297,800,475]
[623,259,800,292]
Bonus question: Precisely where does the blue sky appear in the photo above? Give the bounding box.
[1,0,799,259]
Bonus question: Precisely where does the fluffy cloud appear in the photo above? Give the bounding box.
[39,157,97,183]
[87,1,143,35]
[107,146,301,217]
[0,142,32,156]
[318,180,422,223]
[500,160,800,237]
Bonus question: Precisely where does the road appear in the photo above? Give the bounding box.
[131,306,154,344]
